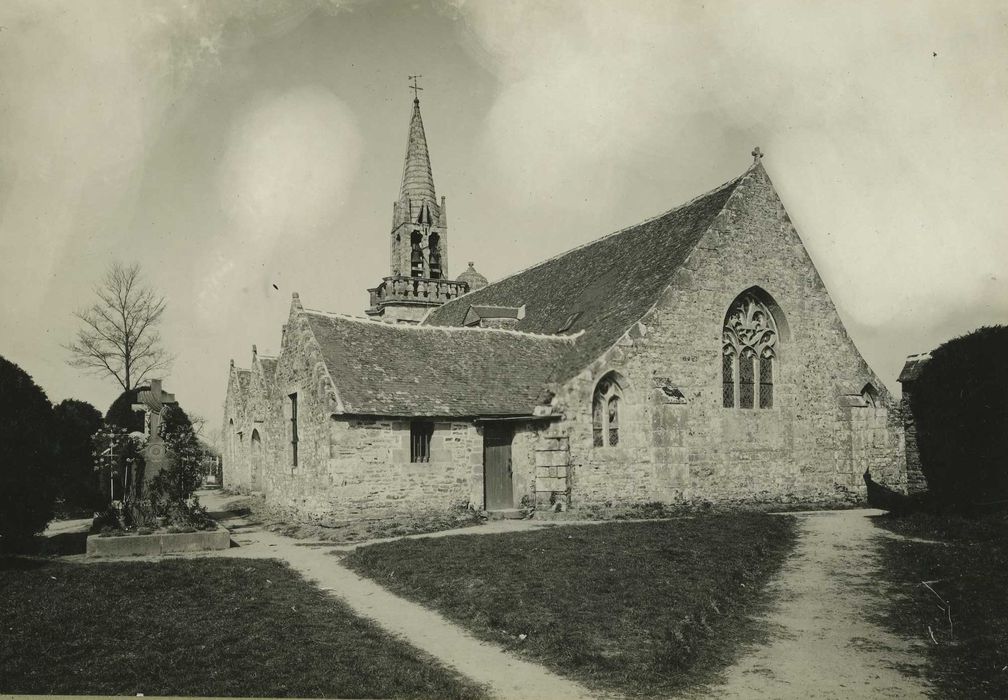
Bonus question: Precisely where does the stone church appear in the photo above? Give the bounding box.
[222,93,907,522]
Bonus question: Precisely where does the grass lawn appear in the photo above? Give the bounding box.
[0,556,485,699]
[345,514,797,697]
[873,512,1008,699]
[225,493,485,545]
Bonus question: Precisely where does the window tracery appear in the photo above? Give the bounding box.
[723,293,779,409]
[593,374,623,447]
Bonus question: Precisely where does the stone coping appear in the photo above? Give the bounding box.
[85,527,231,557]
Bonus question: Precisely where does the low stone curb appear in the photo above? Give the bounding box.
[85,527,231,557]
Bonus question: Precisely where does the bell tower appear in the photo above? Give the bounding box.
[366,80,471,323]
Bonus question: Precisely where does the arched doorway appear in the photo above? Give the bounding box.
[250,429,263,493]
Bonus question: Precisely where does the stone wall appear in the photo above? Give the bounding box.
[900,392,929,494]
[548,165,906,507]
[261,417,477,523]
[222,302,547,523]
[221,363,251,491]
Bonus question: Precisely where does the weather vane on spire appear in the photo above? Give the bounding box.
[409,75,423,101]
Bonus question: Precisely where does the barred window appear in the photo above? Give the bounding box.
[410,421,434,463]
[723,290,782,411]
[592,374,624,448]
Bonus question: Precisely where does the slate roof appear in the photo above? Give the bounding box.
[424,171,747,384]
[898,353,931,383]
[301,310,577,417]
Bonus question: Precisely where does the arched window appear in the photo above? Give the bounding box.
[861,383,878,408]
[428,232,442,279]
[722,290,782,409]
[410,230,424,277]
[251,429,263,491]
[592,374,623,447]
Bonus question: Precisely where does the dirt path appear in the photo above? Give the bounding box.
[708,509,932,699]
[196,489,596,700]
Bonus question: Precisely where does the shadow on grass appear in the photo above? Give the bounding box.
[0,557,486,699]
[0,557,48,571]
[0,531,89,558]
[871,511,1008,699]
[37,531,89,556]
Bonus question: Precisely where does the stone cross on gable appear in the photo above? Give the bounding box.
[752,146,764,163]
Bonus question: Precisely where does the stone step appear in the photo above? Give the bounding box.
[486,508,525,521]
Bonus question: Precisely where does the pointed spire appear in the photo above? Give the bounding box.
[399,97,436,206]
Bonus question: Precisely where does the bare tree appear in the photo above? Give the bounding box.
[66,262,174,392]
[187,412,207,437]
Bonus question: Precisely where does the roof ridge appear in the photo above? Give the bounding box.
[554,161,763,384]
[430,168,747,315]
[302,307,581,343]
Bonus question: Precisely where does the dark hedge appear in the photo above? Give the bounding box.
[0,356,59,549]
[910,325,1008,510]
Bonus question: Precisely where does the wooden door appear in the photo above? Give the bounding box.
[483,423,514,510]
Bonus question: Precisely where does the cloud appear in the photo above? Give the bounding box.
[457,0,1008,327]
[217,87,362,242]
[196,86,362,320]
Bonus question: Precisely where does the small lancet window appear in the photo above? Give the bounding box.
[289,393,298,467]
[722,291,780,410]
[592,374,623,447]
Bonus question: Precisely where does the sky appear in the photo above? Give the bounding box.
[1,0,1006,436]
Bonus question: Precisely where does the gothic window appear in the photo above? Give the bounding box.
[410,421,434,462]
[592,374,623,447]
[722,291,780,410]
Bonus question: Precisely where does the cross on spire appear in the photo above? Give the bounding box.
[752,146,764,163]
[409,75,423,102]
